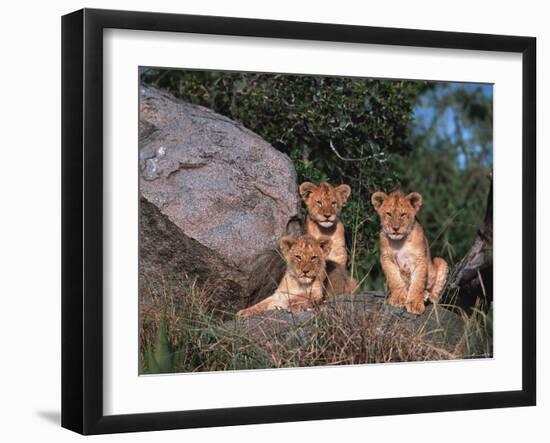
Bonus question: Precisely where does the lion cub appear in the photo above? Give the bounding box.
[299,182,351,266]
[299,182,356,295]
[237,235,332,317]
[371,191,448,315]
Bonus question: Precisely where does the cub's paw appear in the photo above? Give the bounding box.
[236,308,254,317]
[388,287,408,306]
[405,299,426,315]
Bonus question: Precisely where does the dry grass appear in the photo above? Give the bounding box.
[139,275,492,374]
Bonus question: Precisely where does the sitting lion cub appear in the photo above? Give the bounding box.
[299,181,356,295]
[299,181,351,266]
[237,234,332,317]
[371,191,448,315]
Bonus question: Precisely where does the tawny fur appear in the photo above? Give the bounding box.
[299,181,357,294]
[237,235,332,317]
[299,181,351,266]
[372,191,449,315]
[325,262,357,296]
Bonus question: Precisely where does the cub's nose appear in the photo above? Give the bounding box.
[303,269,310,276]
[392,226,400,232]
[323,213,331,218]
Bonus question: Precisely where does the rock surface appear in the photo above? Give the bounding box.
[139,84,302,310]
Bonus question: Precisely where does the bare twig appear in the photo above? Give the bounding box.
[329,140,381,162]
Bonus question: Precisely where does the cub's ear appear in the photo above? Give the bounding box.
[336,184,351,204]
[299,182,317,202]
[279,236,296,255]
[371,192,387,210]
[318,236,333,257]
[406,192,423,211]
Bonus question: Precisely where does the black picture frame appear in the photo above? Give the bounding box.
[61,8,536,435]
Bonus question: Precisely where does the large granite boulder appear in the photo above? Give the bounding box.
[139,84,301,311]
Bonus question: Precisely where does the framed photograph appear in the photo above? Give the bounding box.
[62,8,536,435]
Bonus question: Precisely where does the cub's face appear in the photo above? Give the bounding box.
[371,191,423,240]
[299,182,351,228]
[280,235,332,285]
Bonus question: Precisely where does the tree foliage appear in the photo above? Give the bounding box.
[401,84,492,266]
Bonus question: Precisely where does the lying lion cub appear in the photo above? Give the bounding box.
[237,235,332,317]
[371,191,448,315]
[299,181,356,295]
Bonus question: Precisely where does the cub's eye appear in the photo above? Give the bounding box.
[400,213,406,218]
[316,201,322,207]
[331,201,337,207]
[295,255,302,261]
[385,212,392,217]
[311,256,318,262]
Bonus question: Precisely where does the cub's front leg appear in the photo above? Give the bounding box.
[237,287,322,317]
[237,291,290,317]
[328,244,347,267]
[405,259,428,315]
[381,254,408,306]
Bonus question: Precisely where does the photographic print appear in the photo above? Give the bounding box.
[62,10,535,433]
[138,68,493,375]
